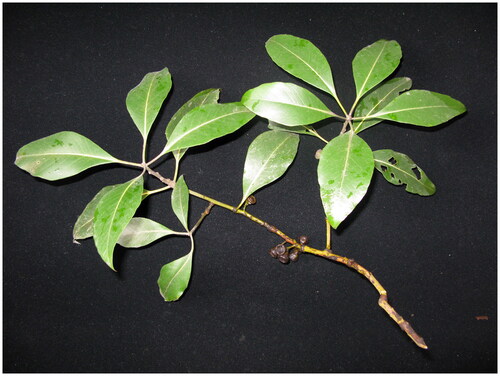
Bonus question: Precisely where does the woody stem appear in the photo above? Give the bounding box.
[146,167,428,350]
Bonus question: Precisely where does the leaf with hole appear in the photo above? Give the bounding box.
[163,103,254,153]
[352,40,402,100]
[241,82,333,126]
[265,34,338,98]
[93,176,144,271]
[241,130,299,206]
[318,132,374,229]
[373,149,436,196]
[73,184,119,240]
[15,131,120,181]
[165,88,221,161]
[126,68,172,139]
[117,217,181,248]
[370,90,466,126]
[158,239,194,301]
[353,77,412,133]
[172,175,190,231]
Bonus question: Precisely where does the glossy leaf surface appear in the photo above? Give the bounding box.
[241,130,299,205]
[93,176,144,271]
[73,185,118,240]
[268,121,311,135]
[353,77,412,133]
[373,149,436,196]
[352,40,402,99]
[241,82,333,126]
[163,103,254,153]
[158,240,193,301]
[318,132,374,229]
[126,68,172,139]
[266,34,337,97]
[117,217,179,248]
[165,88,220,161]
[171,175,189,230]
[15,131,119,181]
[371,90,466,126]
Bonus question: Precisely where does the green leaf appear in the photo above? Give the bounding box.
[318,132,374,229]
[126,68,172,139]
[352,40,402,100]
[158,248,193,302]
[241,82,333,126]
[73,185,118,240]
[373,149,436,196]
[15,131,119,181]
[265,34,337,98]
[241,130,299,206]
[268,121,311,135]
[171,175,189,231]
[353,77,412,133]
[370,90,466,127]
[117,217,180,248]
[163,103,254,153]
[158,234,194,302]
[165,88,220,161]
[93,176,144,271]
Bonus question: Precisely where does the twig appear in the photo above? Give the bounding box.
[146,167,428,350]
[190,202,215,234]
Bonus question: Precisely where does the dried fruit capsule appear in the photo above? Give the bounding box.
[299,235,309,245]
[275,244,286,256]
[278,253,289,264]
[268,247,278,259]
[289,248,300,262]
[246,195,257,205]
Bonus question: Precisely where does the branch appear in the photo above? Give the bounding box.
[145,167,428,350]
[302,247,428,350]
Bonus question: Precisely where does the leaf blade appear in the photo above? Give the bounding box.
[93,176,144,270]
[241,130,299,205]
[163,103,254,153]
[73,184,119,240]
[373,149,436,196]
[171,175,190,231]
[241,82,333,126]
[117,217,179,248]
[158,237,194,301]
[265,34,337,97]
[371,90,466,126]
[15,131,119,181]
[353,77,412,133]
[318,132,374,229]
[352,40,402,99]
[126,68,172,139]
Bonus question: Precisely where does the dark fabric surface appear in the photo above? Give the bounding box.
[3,3,496,372]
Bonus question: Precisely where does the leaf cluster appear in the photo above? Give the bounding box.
[14,35,466,301]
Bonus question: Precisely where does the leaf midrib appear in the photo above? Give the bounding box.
[103,178,140,256]
[374,158,428,188]
[357,41,388,98]
[372,105,452,117]
[16,152,117,162]
[339,132,354,192]
[250,98,333,116]
[142,72,158,136]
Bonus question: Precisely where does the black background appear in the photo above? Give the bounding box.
[3,3,497,373]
